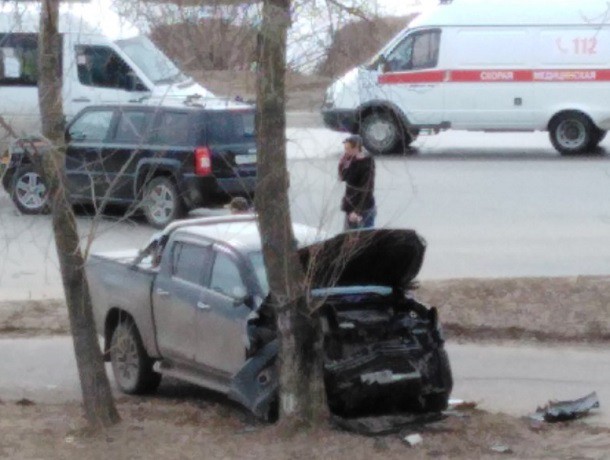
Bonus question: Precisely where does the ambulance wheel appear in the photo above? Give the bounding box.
[588,128,607,149]
[360,110,412,154]
[549,112,595,155]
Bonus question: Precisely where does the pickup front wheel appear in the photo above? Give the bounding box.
[110,319,161,394]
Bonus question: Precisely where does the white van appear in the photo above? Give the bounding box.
[322,0,610,155]
[0,9,214,139]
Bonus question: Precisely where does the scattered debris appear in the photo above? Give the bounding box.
[15,398,35,406]
[531,391,600,423]
[527,419,546,432]
[449,399,478,410]
[331,412,444,436]
[403,433,423,447]
[490,444,513,454]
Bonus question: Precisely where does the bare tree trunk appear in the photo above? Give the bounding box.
[255,0,328,426]
[38,0,119,429]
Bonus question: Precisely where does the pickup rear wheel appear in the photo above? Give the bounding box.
[10,166,50,215]
[142,176,184,229]
[110,319,161,394]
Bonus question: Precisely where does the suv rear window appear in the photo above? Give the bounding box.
[205,111,255,144]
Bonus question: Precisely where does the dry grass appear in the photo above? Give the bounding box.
[1,396,608,460]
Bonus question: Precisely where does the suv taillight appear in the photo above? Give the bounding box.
[195,147,212,176]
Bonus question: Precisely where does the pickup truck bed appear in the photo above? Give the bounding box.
[87,250,161,359]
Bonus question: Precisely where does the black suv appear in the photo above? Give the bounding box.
[1,102,257,228]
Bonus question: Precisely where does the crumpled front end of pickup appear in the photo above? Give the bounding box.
[320,294,453,417]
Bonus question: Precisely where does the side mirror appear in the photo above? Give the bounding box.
[377,55,388,72]
[68,130,86,142]
[233,293,254,309]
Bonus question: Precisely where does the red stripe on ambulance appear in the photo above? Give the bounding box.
[378,69,610,84]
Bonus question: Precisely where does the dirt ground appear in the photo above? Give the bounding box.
[1,395,609,460]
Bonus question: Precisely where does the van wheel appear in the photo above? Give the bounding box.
[142,176,183,229]
[110,319,161,394]
[549,112,595,155]
[588,128,607,149]
[361,110,411,154]
[10,166,50,215]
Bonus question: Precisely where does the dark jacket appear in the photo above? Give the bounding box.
[339,155,375,214]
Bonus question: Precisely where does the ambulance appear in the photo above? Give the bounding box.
[322,0,610,155]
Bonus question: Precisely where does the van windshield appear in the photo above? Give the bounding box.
[115,36,187,85]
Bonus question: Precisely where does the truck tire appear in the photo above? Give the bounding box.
[549,112,595,155]
[10,165,50,215]
[110,319,161,394]
[360,110,412,154]
[142,176,184,229]
[588,127,607,149]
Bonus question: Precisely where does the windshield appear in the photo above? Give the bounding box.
[115,36,187,85]
[248,251,269,294]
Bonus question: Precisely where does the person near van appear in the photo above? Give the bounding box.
[338,134,376,230]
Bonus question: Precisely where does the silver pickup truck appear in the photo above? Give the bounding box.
[87,215,452,420]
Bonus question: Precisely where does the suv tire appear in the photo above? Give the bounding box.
[142,176,184,228]
[10,165,50,215]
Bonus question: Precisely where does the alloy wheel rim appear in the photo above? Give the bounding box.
[147,184,175,224]
[113,326,140,388]
[15,172,48,210]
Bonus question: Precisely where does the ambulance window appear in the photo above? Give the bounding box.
[386,30,440,72]
[76,45,146,91]
[0,33,56,86]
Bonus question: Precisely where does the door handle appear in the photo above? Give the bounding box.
[156,288,170,297]
[72,97,91,103]
[197,301,210,310]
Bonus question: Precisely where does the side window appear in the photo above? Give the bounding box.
[171,242,209,285]
[152,112,190,146]
[210,251,246,299]
[113,110,151,144]
[0,33,54,86]
[386,30,440,72]
[76,45,134,90]
[68,110,114,142]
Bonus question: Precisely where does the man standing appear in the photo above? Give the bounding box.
[338,134,376,230]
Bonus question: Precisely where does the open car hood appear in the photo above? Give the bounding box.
[299,229,426,290]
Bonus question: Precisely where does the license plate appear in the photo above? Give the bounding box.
[235,154,256,165]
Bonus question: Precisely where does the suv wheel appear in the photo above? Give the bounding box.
[11,166,50,214]
[142,176,183,229]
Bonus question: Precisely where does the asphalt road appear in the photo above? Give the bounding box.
[0,337,607,427]
[2,120,610,301]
